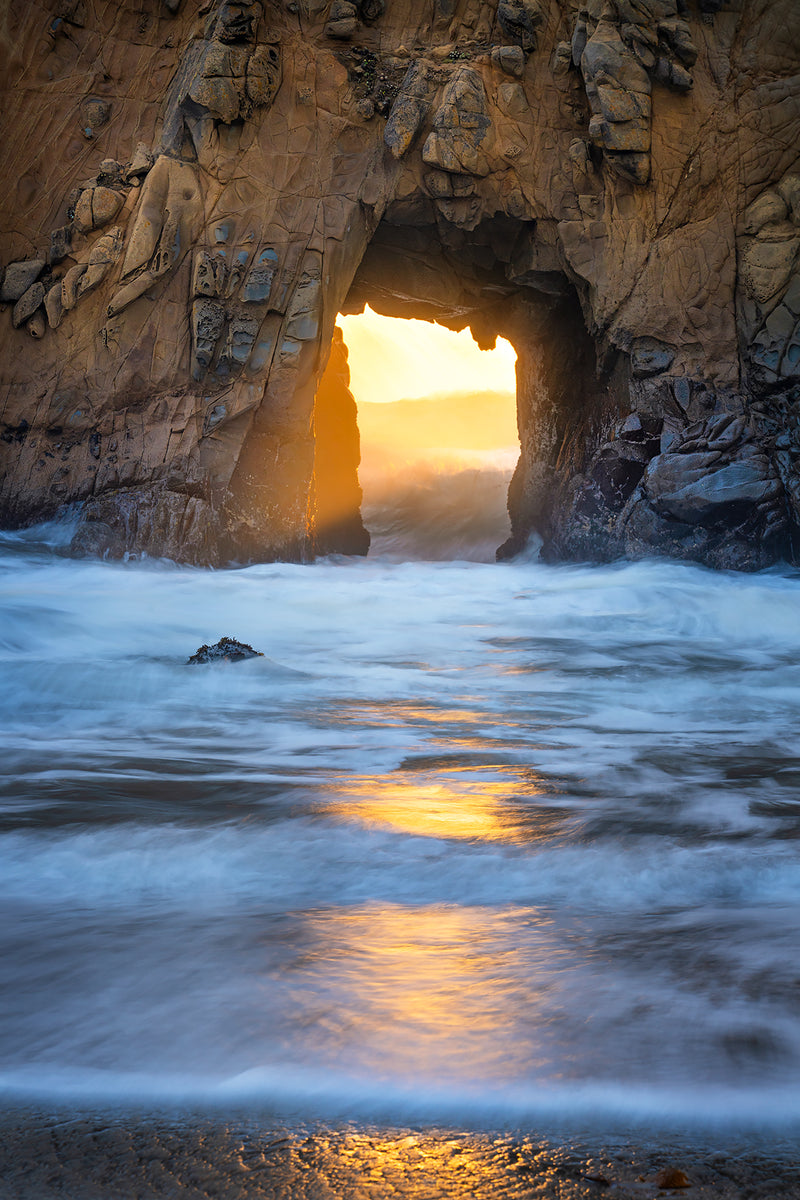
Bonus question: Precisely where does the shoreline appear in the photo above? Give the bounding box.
[0,1106,798,1199]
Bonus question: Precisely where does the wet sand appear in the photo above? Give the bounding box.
[0,1109,798,1199]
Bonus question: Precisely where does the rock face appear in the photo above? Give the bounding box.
[1,0,799,570]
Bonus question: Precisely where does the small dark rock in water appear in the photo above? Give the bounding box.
[187,637,263,664]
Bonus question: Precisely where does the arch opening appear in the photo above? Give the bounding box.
[309,216,613,567]
[314,308,518,562]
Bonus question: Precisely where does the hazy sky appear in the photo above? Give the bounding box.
[337,306,517,405]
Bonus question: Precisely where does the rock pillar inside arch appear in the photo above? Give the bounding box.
[499,291,621,559]
[311,327,370,557]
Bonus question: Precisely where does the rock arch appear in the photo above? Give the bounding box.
[1,0,799,570]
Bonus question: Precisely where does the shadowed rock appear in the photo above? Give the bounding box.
[187,637,264,664]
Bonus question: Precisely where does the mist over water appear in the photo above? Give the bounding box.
[1,507,800,1141]
[356,390,519,561]
[361,454,515,561]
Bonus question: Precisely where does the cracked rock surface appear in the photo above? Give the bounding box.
[1,0,800,569]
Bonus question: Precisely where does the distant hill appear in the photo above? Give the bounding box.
[357,390,518,467]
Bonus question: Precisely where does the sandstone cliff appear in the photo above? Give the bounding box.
[1,0,799,569]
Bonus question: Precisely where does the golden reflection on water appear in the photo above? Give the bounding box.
[336,701,494,727]
[326,763,564,844]
[289,708,573,1088]
[287,903,565,1086]
[332,700,535,758]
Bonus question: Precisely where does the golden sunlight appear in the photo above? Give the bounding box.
[321,307,520,559]
[337,306,517,405]
[338,307,518,470]
[278,1130,569,1196]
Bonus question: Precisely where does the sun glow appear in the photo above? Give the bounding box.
[338,307,519,479]
[337,306,517,405]
[318,307,520,560]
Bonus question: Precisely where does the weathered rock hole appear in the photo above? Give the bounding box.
[306,216,614,567]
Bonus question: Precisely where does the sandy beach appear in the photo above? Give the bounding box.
[0,1108,798,1200]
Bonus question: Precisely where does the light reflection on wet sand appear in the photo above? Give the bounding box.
[1,1111,798,1199]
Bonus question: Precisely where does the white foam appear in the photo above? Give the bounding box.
[1,821,798,912]
[1,1065,799,1135]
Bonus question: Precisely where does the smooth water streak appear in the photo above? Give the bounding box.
[1,512,799,1135]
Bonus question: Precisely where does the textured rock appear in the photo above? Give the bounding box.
[72,188,95,234]
[645,449,780,524]
[27,310,46,339]
[1,260,44,303]
[492,46,525,77]
[12,283,44,329]
[384,62,435,159]
[187,636,263,664]
[631,337,675,378]
[49,226,72,266]
[91,187,125,228]
[126,142,155,181]
[498,0,546,51]
[0,0,799,571]
[422,67,493,177]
